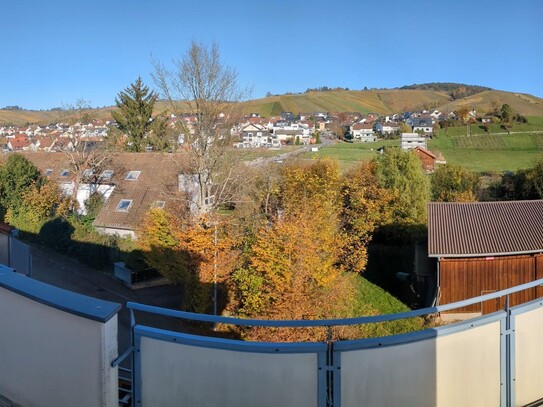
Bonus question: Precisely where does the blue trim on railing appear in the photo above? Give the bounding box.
[134,325,327,354]
[133,325,328,407]
[334,310,506,351]
[317,351,328,407]
[0,265,121,323]
[509,306,517,407]
[127,278,543,328]
[332,347,341,407]
[510,297,543,315]
[134,334,142,406]
[500,317,507,407]
[111,346,134,367]
[124,278,543,407]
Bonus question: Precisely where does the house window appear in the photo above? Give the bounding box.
[100,170,114,180]
[204,195,215,206]
[45,169,53,176]
[152,200,166,209]
[116,199,132,212]
[60,169,69,177]
[125,171,141,180]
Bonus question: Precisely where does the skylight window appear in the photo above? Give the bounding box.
[116,199,132,212]
[100,170,114,180]
[45,169,53,176]
[152,200,166,209]
[82,169,94,178]
[60,169,69,177]
[125,171,141,180]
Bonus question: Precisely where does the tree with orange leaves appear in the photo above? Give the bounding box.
[232,160,359,340]
[139,208,240,312]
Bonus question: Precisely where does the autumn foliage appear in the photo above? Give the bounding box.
[229,160,392,341]
[139,209,239,312]
[138,158,412,340]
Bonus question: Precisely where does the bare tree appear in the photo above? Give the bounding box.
[152,41,250,216]
[60,99,112,213]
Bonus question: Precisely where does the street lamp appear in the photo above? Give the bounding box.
[213,222,218,330]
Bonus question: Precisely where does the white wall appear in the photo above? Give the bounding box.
[514,305,543,406]
[0,274,119,407]
[94,226,136,239]
[339,321,501,406]
[138,335,320,407]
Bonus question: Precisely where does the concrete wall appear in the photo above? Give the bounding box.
[135,327,325,407]
[514,302,543,406]
[338,320,501,406]
[0,269,120,407]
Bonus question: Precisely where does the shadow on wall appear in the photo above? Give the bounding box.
[20,217,235,339]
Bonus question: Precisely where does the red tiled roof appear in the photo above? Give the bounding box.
[414,146,436,159]
[9,138,32,149]
[428,200,543,257]
[352,123,373,130]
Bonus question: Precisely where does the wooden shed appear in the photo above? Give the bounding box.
[428,200,543,314]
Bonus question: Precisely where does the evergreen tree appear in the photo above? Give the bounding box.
[111,77,161,152]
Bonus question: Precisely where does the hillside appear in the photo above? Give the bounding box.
[241,89,453,116]
[441,90,543,117]
[2,87,543,126]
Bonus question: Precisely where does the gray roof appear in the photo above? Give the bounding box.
[428,200,543,257]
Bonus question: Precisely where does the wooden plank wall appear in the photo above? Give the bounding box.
[440,255,539,313]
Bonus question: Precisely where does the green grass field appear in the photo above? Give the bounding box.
[352,276,424,337]
[306,140,398,171]
[429,132,543,172]
[307,117,543,173]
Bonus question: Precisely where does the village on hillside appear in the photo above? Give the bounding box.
[0,103,523,241]
[1,105,482,161]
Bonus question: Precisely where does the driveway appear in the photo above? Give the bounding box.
[30,244,183,351]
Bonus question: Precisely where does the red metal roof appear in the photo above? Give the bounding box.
[428,200,543,257]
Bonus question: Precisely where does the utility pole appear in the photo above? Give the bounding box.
[213,222,218,331]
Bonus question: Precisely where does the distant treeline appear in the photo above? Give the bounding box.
[304,86,351,93]
[1,105,24,110]
[399,82,492,99]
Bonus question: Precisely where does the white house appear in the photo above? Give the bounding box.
[240,124,272,147]
[274,128,304,144]
[351,123,376,142]
[374,122,400,135]
[401,133,427,150]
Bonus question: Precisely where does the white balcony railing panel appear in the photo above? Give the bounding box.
[137,332,323,407]
[513,302,543,406]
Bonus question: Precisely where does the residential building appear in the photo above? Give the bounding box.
[374,121,400,135]
[350,123,376,142]
[400,133,426,150]
[240,124,272,147]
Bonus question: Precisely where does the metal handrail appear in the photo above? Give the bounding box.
[127,278,543,328]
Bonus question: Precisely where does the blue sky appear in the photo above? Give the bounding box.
[3,0,542,110]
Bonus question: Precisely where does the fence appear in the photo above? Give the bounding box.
[122,279,543,407]
[2,261,543,406]
[0,233,32,276]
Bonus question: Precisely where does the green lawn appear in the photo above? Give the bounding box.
[306,140,398,171]
[239,145,305,160]
[303,123,543,173]
[352,276,424,338]
[429,132,543,172]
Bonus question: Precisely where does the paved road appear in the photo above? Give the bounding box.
[30,244,183,351]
